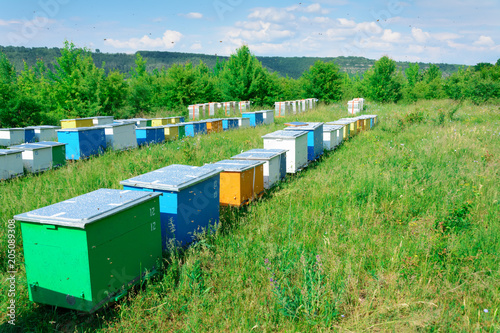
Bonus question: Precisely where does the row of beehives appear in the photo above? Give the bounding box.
[188,101,251,120]
[13,114,378,313]
[348,98,365,115]
[274,98,318,117]
[0,111,277,180]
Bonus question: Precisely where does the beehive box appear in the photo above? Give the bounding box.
[339,118,358,136]
[262,130,308,173]
[121,165,221,248]
[203,119,223,134]
[241,112,263,127]
[347,100,361,115]
[0,149,24,180]
[237,117,250,129]
[184,121,207,137]
[162,125,179,141]
[91,116,114,126]
[33,141,67,168]
[284,122,324,162]
[14,189,162,313]
[255,110,274,125]
[221,102,234,116]
[24,128,36,143]
[131,118,151,128]
[300,100,307,113]
[9,143,52,173]
[188,104,202,121]
[60,118,94,129]
[57,127,107,160]
[202,160,265,207]
[364,115,377,128]
[222,118,239,131]
[231,149,286,189]
[0,128,25,146]
[135,127,165,146]
[28,126,60,142]
[104,123,137,151]
[326,121,350,139]
[151,118,170,127]
[169,116,184,124]
[274,102,287,117]
[323,125,343,150]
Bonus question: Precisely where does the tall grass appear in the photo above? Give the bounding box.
[1,100,499,331]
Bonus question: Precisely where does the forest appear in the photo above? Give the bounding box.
[0,41,499,128]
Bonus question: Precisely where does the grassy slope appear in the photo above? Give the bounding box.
[1,100,499,332]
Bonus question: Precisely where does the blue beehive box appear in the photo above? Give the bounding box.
[56,127,106,160]
[222,118,239,131]
[24,128,36,143]
[241,112,263,127]
[120,165,222,249]
[284,122,324,161]
[135,127,165,146]
[184,121,207,137]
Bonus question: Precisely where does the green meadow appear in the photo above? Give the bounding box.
[1,100,499,331]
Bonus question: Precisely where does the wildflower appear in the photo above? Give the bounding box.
[270,278,273,282]
[484,309,489,313]
[341,315,345,318]
[264,258,269,264]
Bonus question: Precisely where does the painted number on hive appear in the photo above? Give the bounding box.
[150,207,155,216]
[151,222,156,232]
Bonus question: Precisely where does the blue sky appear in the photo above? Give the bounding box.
[0,0,499,65]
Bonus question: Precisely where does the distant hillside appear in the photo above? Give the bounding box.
[0,45,463,79]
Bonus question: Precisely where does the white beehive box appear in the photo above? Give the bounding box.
[9,143,52,173]
[274,102,287,117]
[0,149,24,180]
[256,110,274,125]
[91,116,114,126]
[323,125,344,150]
[262,130,308,173]
[103,122,138,151]
[348,100,361,114]
[237,117,251,129]
[231,148,287,189]
[0,128,25,146]
[28,126,60,142]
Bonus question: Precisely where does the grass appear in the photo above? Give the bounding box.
[1,100,499,331]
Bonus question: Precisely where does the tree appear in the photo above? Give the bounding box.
[219,45,272,104]
[301,60,342,103]
[364,56,402,103]
[128,53,153,114]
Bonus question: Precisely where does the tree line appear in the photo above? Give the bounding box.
[0,41,498,128]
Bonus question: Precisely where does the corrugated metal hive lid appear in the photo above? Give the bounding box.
[33,141,67,147]
[0,148,23,155]
[202,159,265,172]
[9,143,52,151]
[14,189,161,228]
[262,130,308,139]
[231,148,287,160]
[323,125,344,131]
[120,164,222,192]
[284,122,323,131]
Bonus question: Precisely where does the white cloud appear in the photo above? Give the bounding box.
[432,32,461,41]
[381,29,402,43]
[412,27,430,43]
[105,30,183,50]
[248,8,295,22]
[181,12,203,19]
[337,18,356,27]
[473,35,494,47]
[0,19,21,26]
[287,3,330,14]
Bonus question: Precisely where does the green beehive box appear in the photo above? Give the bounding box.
[34,141,67,168]
[14,189,162,313]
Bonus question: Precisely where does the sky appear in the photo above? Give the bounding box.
[0,0,499,65]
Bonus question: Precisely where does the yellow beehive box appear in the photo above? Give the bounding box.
[162,125,179,141]
[151,118,170,127]
[203,119,223,134]
[339,118,357,136]
[326,121,350,139]
[202,160,265,207]
[60,118,94,129]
